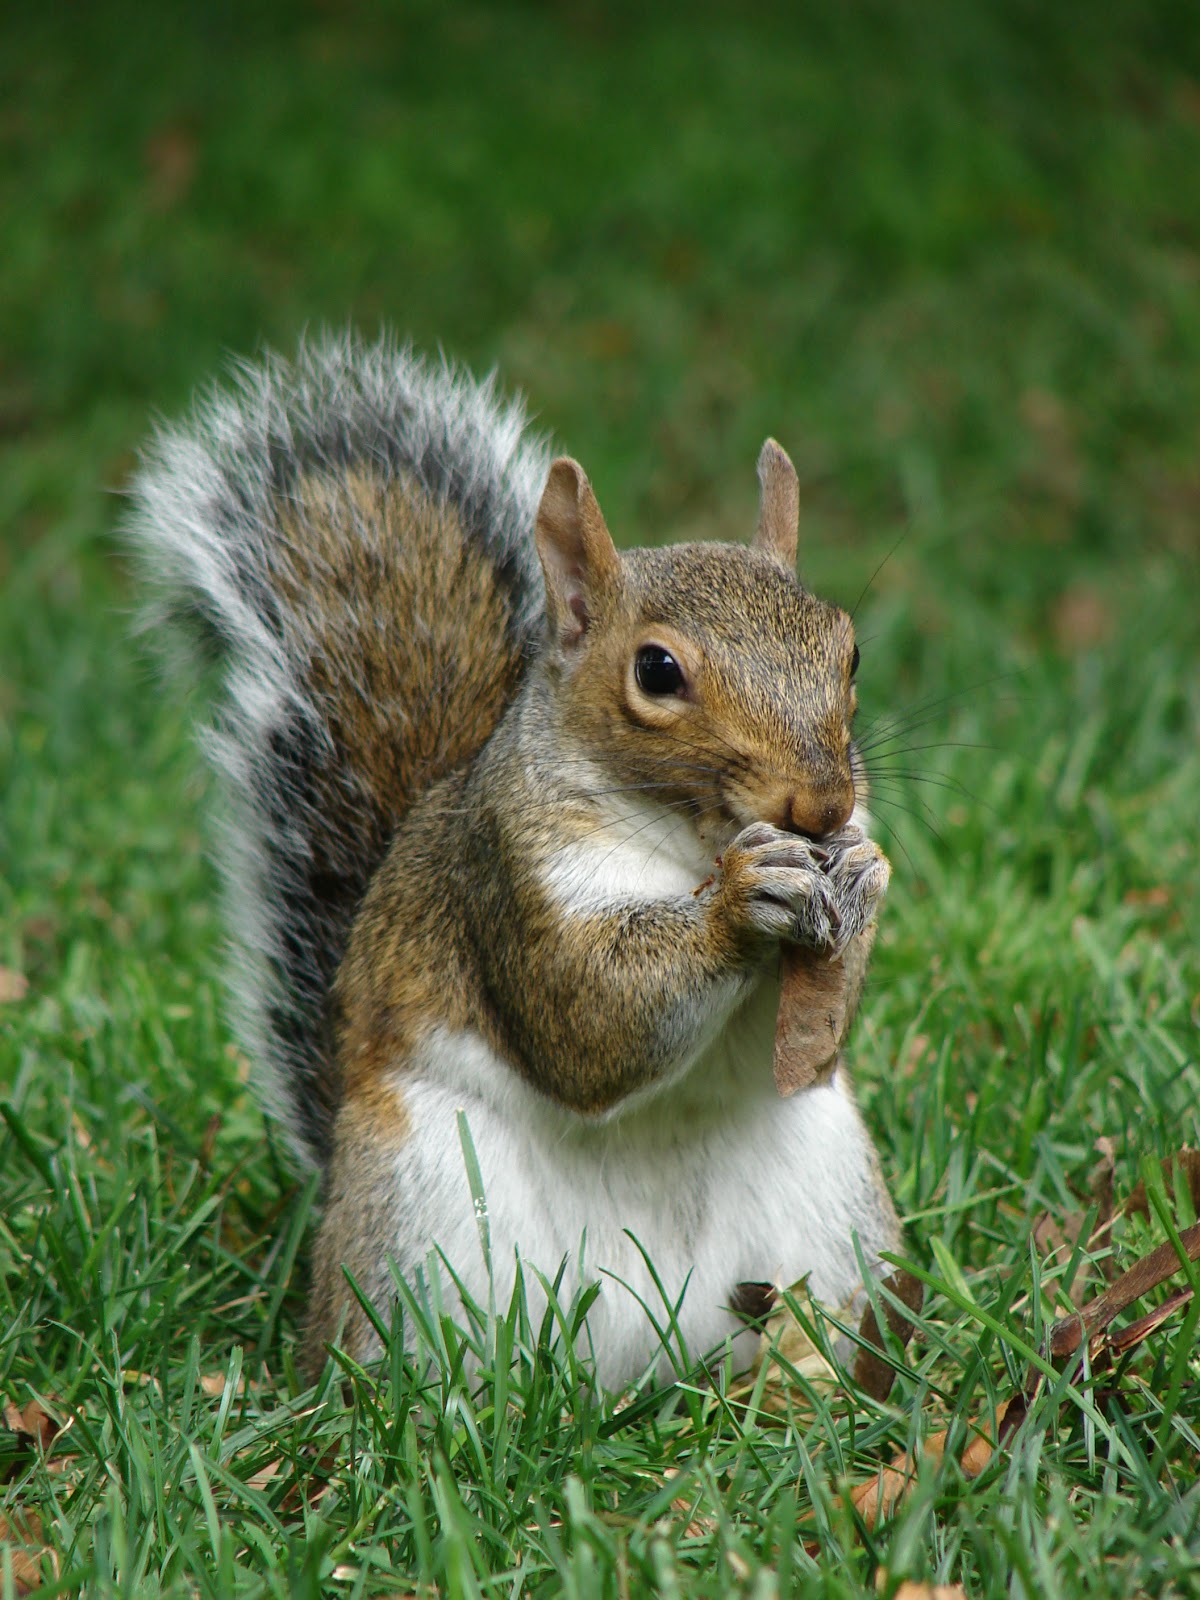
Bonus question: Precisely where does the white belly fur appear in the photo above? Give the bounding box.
[377,976,896,1391]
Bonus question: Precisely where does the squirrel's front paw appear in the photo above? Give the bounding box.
[821,824,891,950]
[717,822,841,950]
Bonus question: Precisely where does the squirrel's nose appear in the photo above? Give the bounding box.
[785,789,854,840]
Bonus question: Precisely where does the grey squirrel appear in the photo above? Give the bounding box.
[131,332,900,1388]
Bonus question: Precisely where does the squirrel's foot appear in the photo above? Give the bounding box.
[718,822,841,950]
[820,824,891,952]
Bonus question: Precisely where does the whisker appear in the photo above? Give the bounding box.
[865,767,996,807]
[855,671,1026,745]
[640,805,712,880]
[581,798,708,883]
[547,788,707,863]
[849,526,910,622]
[865,806,918,877]
[540,750,727,782]
[868,792,946,850]
[866,780,948,838]
[858,733,997,758]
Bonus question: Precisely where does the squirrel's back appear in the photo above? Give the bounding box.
[129,333,550,1166]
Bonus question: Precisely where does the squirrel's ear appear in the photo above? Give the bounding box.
[753,438,799,571]
[535,457,621,648]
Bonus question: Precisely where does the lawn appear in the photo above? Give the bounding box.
[2,2,1199,1595]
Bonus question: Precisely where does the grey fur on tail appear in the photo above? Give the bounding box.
[128,332,550,1168]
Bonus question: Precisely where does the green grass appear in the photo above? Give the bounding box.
[2,2,1199,1594]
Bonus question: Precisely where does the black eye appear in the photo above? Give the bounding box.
[635,645,685,696]
[850,644,861,678]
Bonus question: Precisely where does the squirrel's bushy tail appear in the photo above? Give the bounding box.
[129,333,549,1166]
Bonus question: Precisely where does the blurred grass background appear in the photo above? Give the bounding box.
[2,2,1199,1595]
[4,0,1198,956]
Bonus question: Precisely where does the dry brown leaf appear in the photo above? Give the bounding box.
[773,948,846,1095]
[1,1544,46,1596]
[899,1032,932,1078]
[672,1502,716,1539]
[1033,1208,1101,1309]
[1032,1139,1119,1306]
[245,1459,283,1492]
[851,1154,1200,1548]
[264,1438,340,1518]
[0,967,28,1004]
[1122,886,1171,910]
[958,1430,995,1479]
[144,123,198,210]
[850,1461,913,1529]
[0,1510,58,1595]
[1032,1208,1076,1258]
[119,1371,162,1394]
[920,1423,993,1478]
[732,1281,848,1414]
[853,1269,923,1403]
[3,1397,60,1454]
[1124,1148,1200,1222]
[199,1113,223,1170]
[1049,1219,1200,1359]
[883,1584,967,1600]
[1089,1138,1116,1233]
[729,1280,776,1327]
[850,1397,1022,1530]
[0,1513,41,1544]
[200,1369,262,1395]
[1051,585,1113,651]
[1106,1288,1193,1357]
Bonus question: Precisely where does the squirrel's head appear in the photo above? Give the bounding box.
[533,442,863,847]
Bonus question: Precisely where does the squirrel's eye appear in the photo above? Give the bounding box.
[850,644,861,678]
[635,645,685,697]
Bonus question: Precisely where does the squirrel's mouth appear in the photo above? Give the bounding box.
[716,788,856,849]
